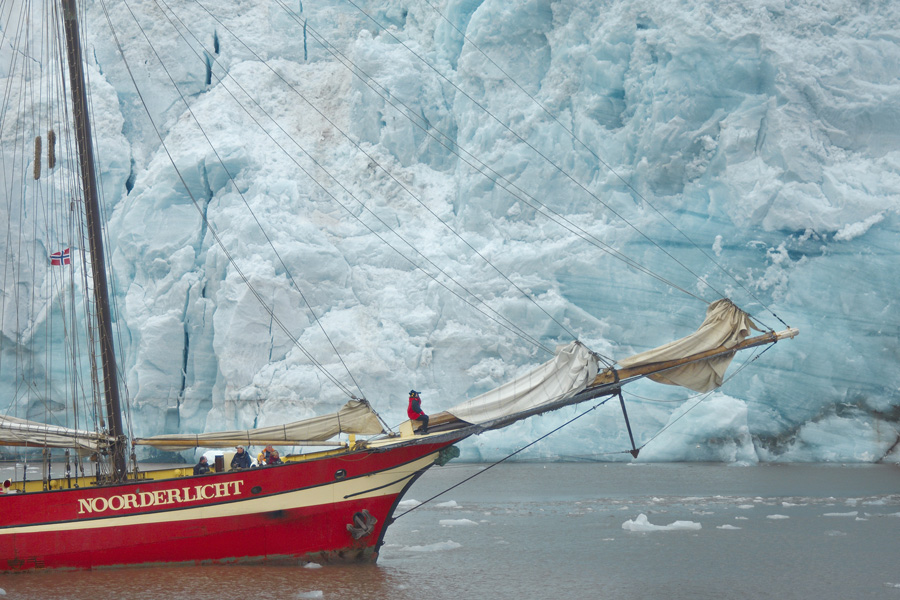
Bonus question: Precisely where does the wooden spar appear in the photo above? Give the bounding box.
[62,0,127,480]
[411,328,801,434]
[133,438,347,449]
[589,327,800,388]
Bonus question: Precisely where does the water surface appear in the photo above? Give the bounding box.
[2,463,898,599]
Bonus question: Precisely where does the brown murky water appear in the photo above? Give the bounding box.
[2,462,899,600]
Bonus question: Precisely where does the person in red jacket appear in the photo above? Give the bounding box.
[407,390,429,434]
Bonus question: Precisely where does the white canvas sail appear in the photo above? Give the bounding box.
[615,298,759,392]
[0,415,115,453]
[134,400,384,451]
[447,341,599,428]
[444,299,761,431]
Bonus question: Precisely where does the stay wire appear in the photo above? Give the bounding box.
[393,395,613,520]
[154,0,551,369]
[272,0,701,312]
[0,3,84,434]
[417,0,787,328]
[97,0,359,400]
[345,0,725,305]
[74,3,137,437]
[177,0,556,356]
[75,0,135,437]
[630,343,771,452]
[133,0,367,399]
[59,4,106,437]
[48,1,92,434]
[0,1,28,418]
[143,1,551,360]
[256,1,581,348]
[190,0,573,350]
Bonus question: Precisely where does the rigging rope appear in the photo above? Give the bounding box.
[344,0,789,330]
[184,0,584,354]
[155,0,559,355]
[344,0,723,302]
[76,0,138,442]
[0,1,791,458]
[395,344,771,515]
[273,0,704,312]
[619,343,771,453]
[126,0,368,402]
[101,0,786,405]
[395,340,773,512]
[415,0,786,328]
[0,1,101,436]
[393,396,613,520]
[97,0,363,402]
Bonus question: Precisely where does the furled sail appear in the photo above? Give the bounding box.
[0,415,115,453]
[446,341,599,428]
[134,400,384,451]
[614,298,759,392]
[443,300,759,432]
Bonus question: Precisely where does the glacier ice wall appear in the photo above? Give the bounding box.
[2,0,899,463]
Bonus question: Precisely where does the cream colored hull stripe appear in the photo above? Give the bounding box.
[0,453,436,536]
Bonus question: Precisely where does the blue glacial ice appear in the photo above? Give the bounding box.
[1,0,898,464]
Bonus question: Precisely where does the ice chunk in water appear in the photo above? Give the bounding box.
[622,513,701,532]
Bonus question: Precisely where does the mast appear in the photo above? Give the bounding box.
[61,0,127,481]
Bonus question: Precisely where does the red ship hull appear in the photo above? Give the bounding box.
[0,436,462,571]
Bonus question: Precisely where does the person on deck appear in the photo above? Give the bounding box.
[231,445,251,470]
[407,390,429,434]
[266,450,284,466]
[257,445,275,465]
[193,456,210,475]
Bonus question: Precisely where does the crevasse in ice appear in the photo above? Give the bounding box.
[1,0,897,463]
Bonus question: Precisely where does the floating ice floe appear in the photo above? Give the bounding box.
[766,514,790,519]
[716,524,741,530]
[304,562,322,569]
[401,540,462,552]
[823,511,858,517]
[397,499,421,509]
[439,518,478,527]
[435,500,460,508]
[862,499,888,506]
[297,592,323,599]
[622,514,701,532]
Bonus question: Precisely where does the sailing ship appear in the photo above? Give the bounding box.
[0,1,797,572]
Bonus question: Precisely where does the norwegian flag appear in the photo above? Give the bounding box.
[50,248,71,266]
